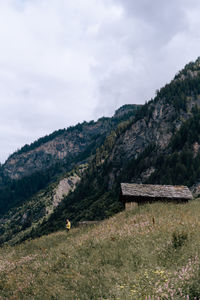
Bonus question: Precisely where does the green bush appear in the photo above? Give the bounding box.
[172,231,188,249]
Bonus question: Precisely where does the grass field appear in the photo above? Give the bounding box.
[1,200,200,299]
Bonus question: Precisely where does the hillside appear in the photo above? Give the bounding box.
[1,200,200,299]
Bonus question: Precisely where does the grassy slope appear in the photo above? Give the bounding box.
[1,200,200,299]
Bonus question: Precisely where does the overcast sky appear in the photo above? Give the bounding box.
[1,0,200,163]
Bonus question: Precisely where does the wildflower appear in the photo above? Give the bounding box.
[154,270,165,275]
[144,271,149,277]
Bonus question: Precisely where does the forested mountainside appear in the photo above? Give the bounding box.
[0,105,141,244]
[1,57,200,245]
[30,57,200,238]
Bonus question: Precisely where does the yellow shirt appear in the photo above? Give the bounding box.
[66,221,71,229]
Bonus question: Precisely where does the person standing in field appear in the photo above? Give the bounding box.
[66,219,71,232]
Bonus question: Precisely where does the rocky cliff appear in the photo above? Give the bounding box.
[2,105,140,180]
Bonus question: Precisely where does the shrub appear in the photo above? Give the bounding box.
[172,231,188,249]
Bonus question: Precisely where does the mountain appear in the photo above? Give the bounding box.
[2,104,140,180]
[0,104,141,244]
[1,57,200,245]
[32,56,200,237]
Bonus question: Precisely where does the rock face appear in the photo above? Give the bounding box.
[3,122,105,179]
[107,100,179,174]
[53,174,80,207]
[121,103,171,152]
[2,105,140,180]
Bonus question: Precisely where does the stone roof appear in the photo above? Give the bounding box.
[121,183,193,200]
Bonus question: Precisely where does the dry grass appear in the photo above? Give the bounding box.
[1,200,200,299]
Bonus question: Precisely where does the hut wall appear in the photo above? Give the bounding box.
[121,195,189,210]
[125,201,138,211]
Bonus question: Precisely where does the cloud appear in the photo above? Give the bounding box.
[1,0,200,162]
[93,0,200,115]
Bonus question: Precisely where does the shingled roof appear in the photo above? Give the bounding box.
[121,183,193,200]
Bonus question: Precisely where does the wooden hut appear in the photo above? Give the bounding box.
[120,183,193,210]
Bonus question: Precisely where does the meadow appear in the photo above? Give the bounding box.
[1,200,200,299]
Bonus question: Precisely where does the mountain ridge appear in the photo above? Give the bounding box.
[2,104,141,180]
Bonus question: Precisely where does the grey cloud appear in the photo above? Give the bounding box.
[118,0,185,28]
[93,0,200,118]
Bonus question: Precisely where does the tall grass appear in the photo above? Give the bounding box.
[1,200,200,299]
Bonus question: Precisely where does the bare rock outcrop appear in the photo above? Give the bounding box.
[53,174,80,207]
